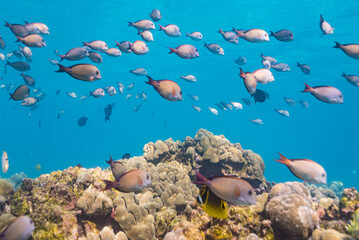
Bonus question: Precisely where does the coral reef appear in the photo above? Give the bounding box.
[7,172,27,190]
[346,208,359,238]
[0,129,358,240]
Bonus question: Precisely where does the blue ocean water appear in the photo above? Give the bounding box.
[0,0,358,189]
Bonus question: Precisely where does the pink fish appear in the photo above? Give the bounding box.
[103,169,151,192]
[302,83,343,104]
[146,76,183,101]
[168,44,199,59]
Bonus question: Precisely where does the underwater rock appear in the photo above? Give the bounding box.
[6,172,27,190]
[339,188,359,220]
[307,182,340,206]
[312,228,356,240]
[163,227,187,240]
[266,181,318,240]
[76,188,113,216]
[245,233,264,240]
[0,179,14,215]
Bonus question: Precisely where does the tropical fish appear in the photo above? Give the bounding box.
[180,75,196,82]
[106,156,125,179]
[10,85,30,100]
[186,32,203,41]
[90,88,105,98]
[234,29,269,43]
[21,97,37,106]
[28,22,50,35]
[88,52,102,63]
[2,151,8,173]
[115,41,132,53]
[275,153,327,184]
[23,21,40,34]
[122,153,131,159]
[131,40,149,55]
[57,110,65,119]
[231,101,243,110]
[242,98,251,106]
[105,104,113,122]
[133,104,142,112]
[341,73,359,86]
[260,53,277,65]
[6,61,30,72]
[283,96,295,107]
[127,82,135,91]
[194,171,256,206]
[239,68,257,94]
[168,44,199,59]
[159,24,181,37]
[0,215,35,240]
[271,63,290,72]
[78,116,88,127]
[197,185,228,219]
[130,68,147,76]
[209,107,218,115]
[297,62,310,75]
[20,73,35,87]
[192,105,201,112]
[105,48,121,57]
[0,36,6,49]
[149,9,162,22]
[12,50,24,59]
[320,14,334,35]
[302,83,343,104]
[128,20,155,30]
[299,100,309,108]
[19,45,32,62]
[275,109,289,117]
[204,43,224,55]
[16,34,46,48]
[4,21,29,37]
[270,30,293,42]
[218,28,238,44]
[103,169,151,192]
[35,164,41,171]
[333,42,359,60]
[188,94,199,101]
[58,47,89,61]
[250,119,263,125]
[252,89,269,103]
[117,82,124,94]
[55,63,101,81]
[105,86,117,96]
[252,69,274,84]
[137,30,154,42]
[67,92,77,98]
[126,93,133,99]
[82,40,108,52]
[146,76,183,101]
[234,57,246,65]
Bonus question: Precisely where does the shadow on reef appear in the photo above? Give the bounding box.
[0,129,358,240]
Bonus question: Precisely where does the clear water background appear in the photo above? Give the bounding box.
[0,0,358,189]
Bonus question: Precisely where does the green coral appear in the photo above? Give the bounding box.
[10,190,29,215]
[346,208,359,237]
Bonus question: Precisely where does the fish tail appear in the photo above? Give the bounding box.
[58,55,65,62]
[320,14,324,23]
[302,83,313,92]
[275,153,291,166]
[103,180,117,191]
[333,41,341,48]
[239,68,245,78]
[145,75,157,86]
[137,30,141,35]
[55,63,67,73]
[5,61,10,66]
[8,93,13,100]
[158,25,165,31]
[127,21,133,26]
[296,62,301,67]
[185,33,189,37]
[203,42,208,47]
[341,72,347,77]
[105,155,113,166]
[217,28,223,34]
[235,30,244,37]
[4,21,10,27]
[168,47,176,54]
[269,31,274,36]
[82,42,89,47]
[260,53,264,58]
[193,171,211,186]
[115,41,120,47]
[15,36,22,42]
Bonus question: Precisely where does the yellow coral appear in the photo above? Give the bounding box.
[346,208,359,237]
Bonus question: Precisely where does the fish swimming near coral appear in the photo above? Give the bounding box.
[197,185,228,219]
[275,152,327,184]
[106,155,126,179]
[103,169,151,192]
[0,215,35,240]
[193,171,256,206]
[2,151,8,173]
[35,164,41,171]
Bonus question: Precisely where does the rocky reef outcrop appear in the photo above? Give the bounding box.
[0,129,358,240]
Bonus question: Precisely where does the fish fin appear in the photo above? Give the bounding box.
[234,185,241,198]
[58,55,65,61]
[203,42,208,47]
[296,62,301,67]
[168,47,176,54]
[186,33,189,37]
[9,93,13,100]
[127,21,133,26]
[235,30,245,37]
[239,68,245,78]
[302,83,313,93]
[82,42,89,47]
[55,63,68,73]
[105,155,113,166]
[269,31,274,36]
[193,170,211,186]
[333,41,341,48]
[341,72,347,77]
[145,75,158,86]
[24,20,29,24]
[274,152,291,166]
[137,30,141,35]
[15,36,22,42]
[172,87,176,97]
[137,176,143,186]
[4,21,10,27]
[320,14,324,23]
[103,180,117,191]
[89,76,94,82]
[115,41,120,47]
[158,25,165,31]
[217,28,224,34]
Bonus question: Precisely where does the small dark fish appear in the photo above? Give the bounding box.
[234,57,246,65]
[242,97,251,106]
[4,21,29,37]
[76,164,82,168]
[0,36,5,49]
[149,9,162,22]
[121,153,131,160]
[9,85,30,100]
[6,61,30,72]
[251,89,269,103]
[296,62,310,75]
[20,73,35,87]
[13,50,24,59]
[88,51,102,63]
[56,89,60,95]
[78,116,88,127]
[105,104,113,122]
[270,30,293,42]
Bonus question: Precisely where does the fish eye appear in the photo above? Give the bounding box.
[146,174,149,179]
[248,190,253,195]
[217,47,220,50]
[96,71,99,75]
[180,91,182,95]
[322,173,326,177]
